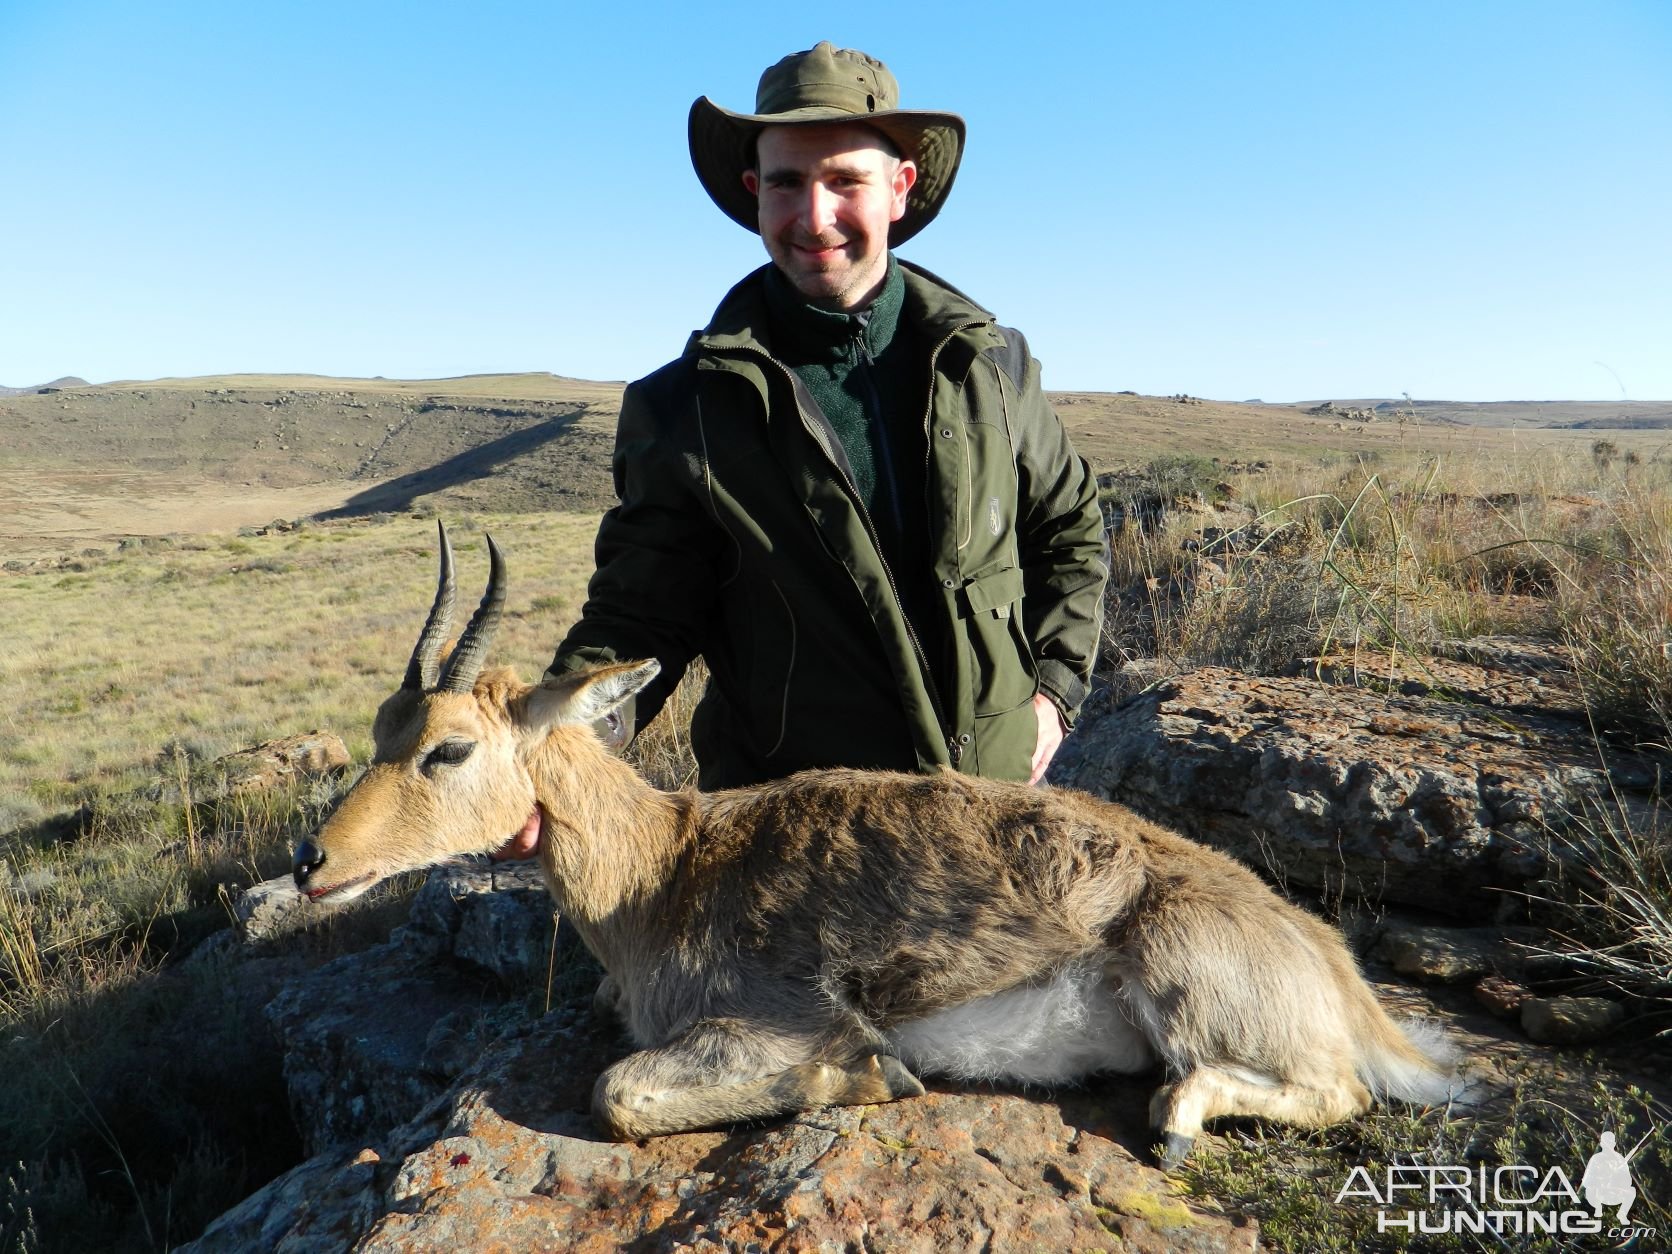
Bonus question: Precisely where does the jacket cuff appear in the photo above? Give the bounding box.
[1035,658,1090,728]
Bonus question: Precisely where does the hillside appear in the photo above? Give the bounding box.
[0,373,623,558]
[1286,396,1672,429]
[3,372,1669,560]
[0,374,88,396]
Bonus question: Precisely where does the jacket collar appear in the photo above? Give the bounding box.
[761,256,906,365]
[693,256,992,359]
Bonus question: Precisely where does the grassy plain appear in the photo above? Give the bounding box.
[0,510,606,1251]
[2,377,1671,1250]
[1,511,600,824]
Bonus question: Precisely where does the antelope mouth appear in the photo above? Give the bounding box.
[491,804,545,862]
[303,872,377,903]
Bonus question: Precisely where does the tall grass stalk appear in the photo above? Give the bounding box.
[1526,788,1672,1029]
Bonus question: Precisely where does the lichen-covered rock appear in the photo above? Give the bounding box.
[263,939,497,1156]
[1371,922,1539,984]
[1292,640,1583,718]
[182,1008,1260,1253]
[1474,974,1533,1018]
[211,730,351,796]
[1051,666,1665,918]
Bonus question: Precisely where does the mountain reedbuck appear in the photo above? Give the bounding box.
[294,524,1458,1164]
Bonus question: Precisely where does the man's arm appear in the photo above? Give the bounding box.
[1001,332,1109,734]
[549,366,725,739]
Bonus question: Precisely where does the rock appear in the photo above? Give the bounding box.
[1474,974,1533,1018]
[1520,995,1626,1045]
[233,875,314,941]
[1374,923,1497,983]
[212,731,350,797]
[1050,667,1667,918]
[264,860,563,1154]
[183,1008,1258,1253]
[405,859,555,984]
[264,936,510,1156]
[1291,641,1584,719]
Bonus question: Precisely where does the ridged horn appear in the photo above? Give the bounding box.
[437,534,506,694]
[403,520,457,691]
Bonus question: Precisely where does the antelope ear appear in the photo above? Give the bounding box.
[521,660,660,735]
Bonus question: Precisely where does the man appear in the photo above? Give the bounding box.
[538,43,1106,806]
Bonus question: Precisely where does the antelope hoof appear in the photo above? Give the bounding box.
[1157,1131,1195,1171]
[870,1053,926,1102]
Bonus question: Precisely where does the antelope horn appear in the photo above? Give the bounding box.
[403,520,457,691]
[438,533,505,694]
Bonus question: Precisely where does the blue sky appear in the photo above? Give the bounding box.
[1,1,1668,401]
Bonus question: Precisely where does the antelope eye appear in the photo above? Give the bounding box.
[423,740,476,771]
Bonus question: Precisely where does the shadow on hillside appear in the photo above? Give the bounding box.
[318,404,590,518]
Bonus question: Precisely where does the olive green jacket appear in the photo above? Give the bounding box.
[551,260,1108,789]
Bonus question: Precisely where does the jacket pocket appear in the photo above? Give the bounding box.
[958,564,1036,717]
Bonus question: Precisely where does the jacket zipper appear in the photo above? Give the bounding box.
[734,343,960,766]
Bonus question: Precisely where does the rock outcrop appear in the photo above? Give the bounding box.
[189,1008,1257,1253]
[1050,663,1665,918]
[181,641,1663,1249]
[264,861,558,1155]
[185,864,1259,1252]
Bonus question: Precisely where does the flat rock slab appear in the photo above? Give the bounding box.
[1292,639,1584,718]
[1051,667,1666,918]
[184,1007,1259,1253]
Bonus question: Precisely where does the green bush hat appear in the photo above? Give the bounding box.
[688,41,967,246]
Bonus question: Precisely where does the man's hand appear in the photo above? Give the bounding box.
[1028,692,1068,786]
[491,806,543,861]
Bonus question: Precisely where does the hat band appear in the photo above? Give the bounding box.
[757,78,880,117]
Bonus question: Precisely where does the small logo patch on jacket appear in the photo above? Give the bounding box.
[988,497,1003,537]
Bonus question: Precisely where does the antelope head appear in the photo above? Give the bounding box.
[291,521,658,903]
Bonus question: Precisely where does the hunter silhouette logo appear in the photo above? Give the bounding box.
[1582,1131,1640,1225]
[1336,1124,1658,1240]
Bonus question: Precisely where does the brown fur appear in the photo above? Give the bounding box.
[304,657,1457,1162]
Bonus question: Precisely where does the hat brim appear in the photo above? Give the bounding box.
[688,97,966,246]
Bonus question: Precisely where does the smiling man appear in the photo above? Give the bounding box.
[539,41,1108,805]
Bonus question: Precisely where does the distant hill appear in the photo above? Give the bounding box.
[1288,398,1672,429]
[0,375,88,396]
[0,372,627,516]
[4,371,1670,562]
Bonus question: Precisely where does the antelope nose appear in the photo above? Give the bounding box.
[293,839,326,890]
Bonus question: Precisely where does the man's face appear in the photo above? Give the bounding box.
[742,123,917,310]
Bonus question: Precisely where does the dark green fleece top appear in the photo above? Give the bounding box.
[762,256,929,591]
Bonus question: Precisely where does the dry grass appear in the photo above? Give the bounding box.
[0,511,600,824]
[0,508,607,1253]
[1,506,604,1033]
[1181,1072,1671,1252]
[1102,443,1672,1017]
[1100,444,1672,716]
